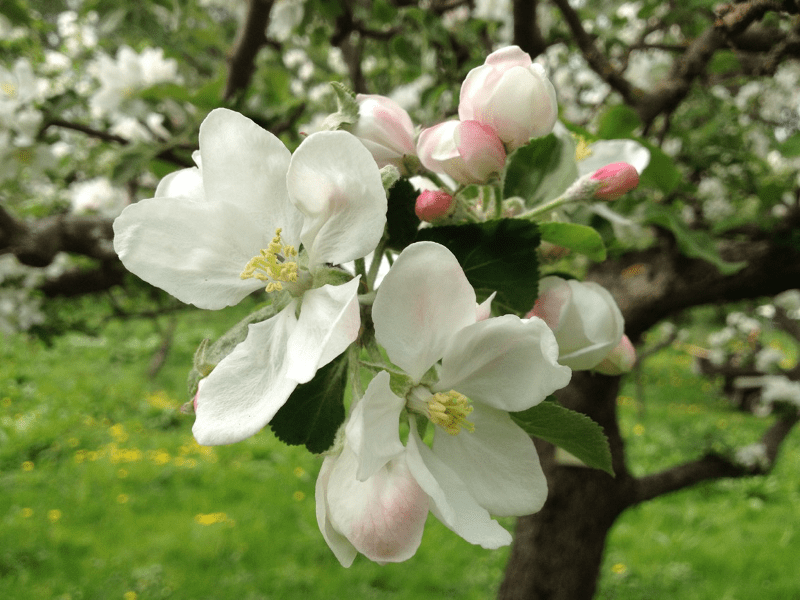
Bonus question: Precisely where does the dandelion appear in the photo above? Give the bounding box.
[117,494,129,504]
[21,508,33,518]
[632,424,645,436]
[293,466,306,478]
[123,592,138,600]
[293,491,305,502]
[194,512,228,525]
[48,509,62,523]
[612,563,627,574]
[21,460,34,471]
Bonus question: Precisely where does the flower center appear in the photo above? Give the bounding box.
[574,135,593,162]
[240,228,299,293]
[408,386,475,436]
[1,82,17,99]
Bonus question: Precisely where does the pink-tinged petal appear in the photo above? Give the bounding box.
[325,447,428,564]
[113,195,266,309]
[484,45,533,68]
[476,292,497,321]
[372,242,477,382]
[436,315,571,412]
[432,404,547,516]
[198,108,302,246]
[286,278,361,384]
[405,419,512,548]
[287,130,386,267]
[526,276,571,329]
[316,455,358,567]
[192,304,299,445]
[345,371,406,481]
[593,334,636,375]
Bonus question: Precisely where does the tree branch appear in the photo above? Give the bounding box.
[513,0,549,58]
[630,413,799,505]
[224,0,275,101]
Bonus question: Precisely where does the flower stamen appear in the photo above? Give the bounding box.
[240,228,299,292]
[427,390,475,435]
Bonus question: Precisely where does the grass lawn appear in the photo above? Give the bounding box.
[2,306,799,600]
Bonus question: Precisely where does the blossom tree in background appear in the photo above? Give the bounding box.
[2,1,800,599]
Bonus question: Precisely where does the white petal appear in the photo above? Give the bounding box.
[192,304,299,445]
[287,130,386,266]
[372,242,476,382]
[432,404,547,516]
[405,419,512,549]
[285,278,361,384]
[199,108,303,246]
[476,291,496,321]
[155,166,203,199]
[436,315,572,412]
[345,371,406,481]
[316,455,358,567]
[577,139,651,176]
[113,195,265,309]
[325,446,428,564]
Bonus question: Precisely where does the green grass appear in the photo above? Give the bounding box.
[2,312,799,599]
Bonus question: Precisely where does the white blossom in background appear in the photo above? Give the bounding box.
[56,10,99,56]
[114,108,386,446]
[68,177,129,217]
[267,0,304,42]
[316,242,571,566]
[0,289,45,334]
[760,375,800,411]
[755,346,785,373]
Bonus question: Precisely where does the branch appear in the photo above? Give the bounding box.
[513,0,549,58]
[224,0,275,101]
[630,413,799,505]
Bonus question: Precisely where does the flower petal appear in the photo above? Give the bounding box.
[325,446,428,564]
[345,371,406,481]
[432,404,547,516]
[436,314,572,412]
[155,165,202,199]
[287,130,386,266]
[113,195,266,309]
[192,303,299,445]
[405,419,512,549]
[199,108,302,246]
[316,455,358,567]
[373,242,476,382]
[285,277,361,384]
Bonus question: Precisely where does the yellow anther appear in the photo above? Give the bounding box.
[574,135,593,162]
[240,228,299,293]
[1,82,17,98]
[427,390,475,436]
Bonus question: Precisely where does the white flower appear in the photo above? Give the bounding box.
[113,108,386,444]
[316,242,571,565]
[350,94,416,171]
[459,46,558,150]
[417,120,506,184]
[527,276,625,370]
[69,177,129,217]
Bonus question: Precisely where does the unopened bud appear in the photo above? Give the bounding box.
[591,162,639,200]
[593,335,636,375]
[415,190,455,222]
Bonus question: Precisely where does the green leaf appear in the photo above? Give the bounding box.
[643,204,747,275]
[778,132,800,157]
[597,105,642,139]
[0,0,32,26]
[415,219,540,314]
[511,399,614,476]
[538,222,606,261]
[386,178,420,251]
[269,354,348,454]
[321,82,359,130]
[502,134,579,206]
[638,143,681,194]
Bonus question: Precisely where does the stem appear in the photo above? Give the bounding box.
[354,257,367,281]
[366,238,388,291]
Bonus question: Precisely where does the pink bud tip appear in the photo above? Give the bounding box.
[591,162,639,200]
[594,335,636,375]
[415,190,455,222]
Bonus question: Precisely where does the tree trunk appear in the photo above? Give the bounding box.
[498,372,633,600]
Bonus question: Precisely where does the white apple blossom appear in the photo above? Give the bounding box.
[113,108,386,445]
[527,276,625,371]
[316,242,571,565]
[417,119,506,184]
[350,94,416,171]
[69,177,129,216]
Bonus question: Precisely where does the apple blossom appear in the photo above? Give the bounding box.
[591,162,640,200]
[459,45,557,150]
[415,189,454,222]
[113,108,386,445]
[417,120,505,184]
[316,242,571,565]
[527,276,625,371]
[350,94,416,171]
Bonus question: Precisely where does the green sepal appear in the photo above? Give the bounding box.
[380,164,401,192]
[311,266,356,289]
[511,397,614,476]
[538,221,607,261]
[186,298,290,397]
[269,353,348,454]
[415,219,540,315]
[502,134,579,207]
[321,82,360,130]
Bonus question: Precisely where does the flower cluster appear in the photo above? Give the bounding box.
[113,45,640,567]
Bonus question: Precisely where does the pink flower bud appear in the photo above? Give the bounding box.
[458,46,558,151]
[351,94,416,170]
[417,120,505,184]
[415,189,454,222]
[591,162,639,200]
[593,335,636,375]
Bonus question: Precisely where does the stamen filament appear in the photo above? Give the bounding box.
[240,228,299,293]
